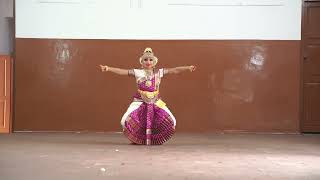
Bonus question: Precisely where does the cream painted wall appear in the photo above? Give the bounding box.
[16,0,301,40]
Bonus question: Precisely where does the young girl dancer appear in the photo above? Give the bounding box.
[99,47,196,145]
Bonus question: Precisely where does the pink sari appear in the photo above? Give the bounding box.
[122,69,176,145]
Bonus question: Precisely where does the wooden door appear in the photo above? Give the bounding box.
[0,55,12,133]
[301,1,320,132]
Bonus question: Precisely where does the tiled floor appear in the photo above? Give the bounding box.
[1,132,320,180]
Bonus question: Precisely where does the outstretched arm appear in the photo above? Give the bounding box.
[99,65,130,76]
[165,65,196,74]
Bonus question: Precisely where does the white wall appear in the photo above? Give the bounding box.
[16,0,301,40]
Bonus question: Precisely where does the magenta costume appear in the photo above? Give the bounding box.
[121,68,176,145]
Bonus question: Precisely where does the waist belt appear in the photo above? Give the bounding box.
[138,89,159,99]
[136,90,166,107]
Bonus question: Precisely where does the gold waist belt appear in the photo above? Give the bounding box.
[138,89,159,99]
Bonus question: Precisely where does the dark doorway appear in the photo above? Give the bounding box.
[301,0,320,132]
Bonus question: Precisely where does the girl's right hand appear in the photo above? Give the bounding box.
[99,65,109,72]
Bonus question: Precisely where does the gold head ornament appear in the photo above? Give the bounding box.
[139,47,158,66]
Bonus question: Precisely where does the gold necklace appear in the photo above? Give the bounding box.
[144,69,153,87]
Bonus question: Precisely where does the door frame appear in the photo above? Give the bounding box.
[0,55,13,133]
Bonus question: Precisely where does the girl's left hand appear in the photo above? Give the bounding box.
[189,65,196,72]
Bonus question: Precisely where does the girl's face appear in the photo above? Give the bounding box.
[142,57,154,69]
